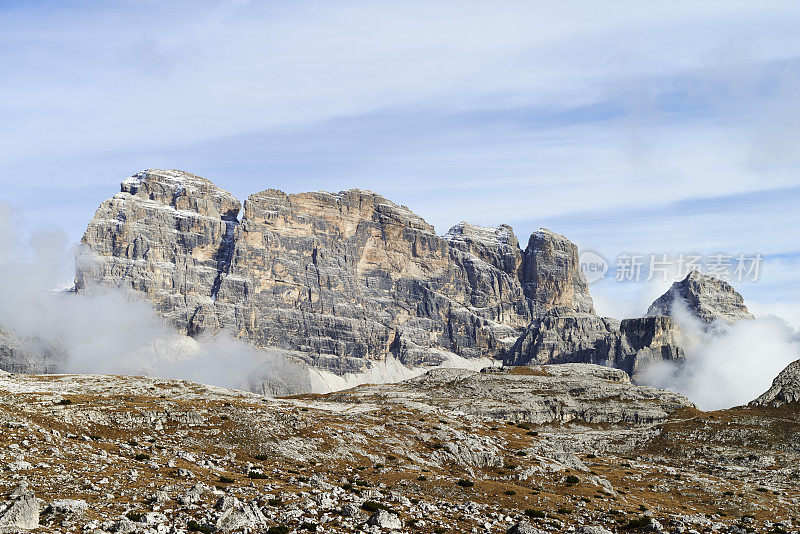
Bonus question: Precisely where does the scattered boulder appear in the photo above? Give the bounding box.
[507,521,546,534]
[177,484,205,505]
[0,495,41,530]
[366,509,402,529]
[214,496,240,511]
[48,499,88,515]
[150,491,170,506]
[341,503,364,518]
[215,501,267,531]
[108,517,139,533]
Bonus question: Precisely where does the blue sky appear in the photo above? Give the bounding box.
[1,0,799,324]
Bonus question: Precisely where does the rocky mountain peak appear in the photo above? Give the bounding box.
[67,170,613,377]
[751,359,800,407]
[444,222,518,248]
[119,169,241,220]
[647,270,754,325]
[522,229,595,315]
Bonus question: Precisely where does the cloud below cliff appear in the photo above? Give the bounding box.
[639,301,800,410]
[0,204,311,394]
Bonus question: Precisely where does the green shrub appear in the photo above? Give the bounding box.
[267,527,290,534]
[557,507,572,514]
[565,475,579,485]
[457,479,474,488]
[125,512,144,522]
[134,453,150,461]
[253,454,270,461]
[57,399,72,405]
[187,520,213,533]
[218,476,235,484]
[525,509,545,519]
[361,501,387,513]
[300,523,317,532]
[623,516,652,529]
[504,490,516,496]
[248,471,269,480]
[268,498,282,506]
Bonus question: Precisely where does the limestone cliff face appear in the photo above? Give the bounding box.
[75,170,241,335]
[504,308,684,380]
[647,271,754,325]
[751,359,800,407]
[522,230,595,315]
[77,170,595,374]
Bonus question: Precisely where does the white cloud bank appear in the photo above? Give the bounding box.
[639,300,800,411]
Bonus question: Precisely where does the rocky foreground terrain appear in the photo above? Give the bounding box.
[1,169,798,533]
[1,361,799,533]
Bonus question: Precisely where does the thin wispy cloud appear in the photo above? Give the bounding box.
[0,0,798,322]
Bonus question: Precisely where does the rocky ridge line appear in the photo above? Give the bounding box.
[76,170,597,375]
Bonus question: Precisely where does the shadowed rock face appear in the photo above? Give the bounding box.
[76,170,595,374]
[751,359,800,407]
[647,270,754,325]
[522,230,595,315]
[504,308,684,380]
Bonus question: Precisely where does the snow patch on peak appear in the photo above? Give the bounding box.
[444,221,515,247]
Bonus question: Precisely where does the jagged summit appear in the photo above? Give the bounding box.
[647,270,754,325]
[444,222,517,247]
[119,169,241,219]
[2,169,752,388]
[751,359,800,407]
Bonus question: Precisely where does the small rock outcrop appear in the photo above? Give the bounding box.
[647,271,754,325]
[751,359,800,407]
[76,170,595,375]
[327,364,693,426]
[366,509,402,529]
[504,308,684,380]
